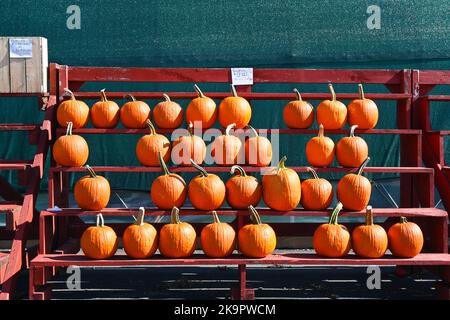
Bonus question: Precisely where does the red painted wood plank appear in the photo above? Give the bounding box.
[0,124,39,131]
[424,95,450,101]
[0,161,32,171]
[416,71,450,85]
[30,253,450,268]
[426,131,450,136]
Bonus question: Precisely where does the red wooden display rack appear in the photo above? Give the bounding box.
[29,65,450,300]
[0,94,54,299]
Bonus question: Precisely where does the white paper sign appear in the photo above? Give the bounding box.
[9,38,33,58]
[231,68,253,85]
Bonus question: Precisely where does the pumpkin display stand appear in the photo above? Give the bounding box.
[28,65,450,300]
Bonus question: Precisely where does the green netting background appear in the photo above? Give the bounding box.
[0,0,449,192]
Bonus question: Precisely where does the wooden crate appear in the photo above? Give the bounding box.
[0,37,48,93]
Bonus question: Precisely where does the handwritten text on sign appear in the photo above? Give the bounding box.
[9,38,33,58]
[231,68,253,86]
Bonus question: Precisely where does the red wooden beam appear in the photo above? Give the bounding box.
[0,124,39,131]
[415,71,450,85]
[424,95,450,101]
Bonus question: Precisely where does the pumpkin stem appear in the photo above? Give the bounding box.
[399,216,408,224]
[246,125,258,137]
[190,159,208,177]
[158,151,170,175]
[65,122,73,136]
[317,124,324,137]
[211,210,221,224]
[358,83,365,100]
[349,125,358,137]
[136,207,146,226]
[162,93,171,102]
[231,84,238,97]
[365,205,373,225]
[306,167,320,180]
[357,157,371,176]
[194,84,205,98]
[96,214,105,227]
[293,88,302,101]
[100,88,108,102]
[230,165,247,177]
[125,94,136,102]
[145,119,157,135]
[170,207,181,224]
[328,83,336,101]
[225,123,236,136]
[188,121,194,136]
[277,156,288,171]
[248,205,262,225]
[63,88,76,100]
[329,202,344,225]
[85,165,97,178]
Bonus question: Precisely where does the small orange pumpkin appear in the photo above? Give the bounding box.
[337,157,372,211]
[306,124,335,167]
[153,93,183,129]
[283,88,314,128]
[74,165,110,210]
[188,159,226,210]
[336,125,369,167]
[120,94,151,129]
[90,89,120,128]
[159,207,197,258]
[226,165,262,209]
[348,84,379,129]
[262,156,301,211]
[245,125,272,167]
[57,88,89,128]
[388,217,424,258]
[53,122,89,167]
[171,122,207,166]
[219,84,252,128]
[300,167,333,210]
[136,120,171,166]
[151,152,187,209]
[186,84,217,129]
[313,202,351,257]
[238,205,277,258]
[211,123,243,166]
[316,83,347,129]
[201,210,236,258]
[352,205,388,258]
[123,207,158,259]
[80,213,118,259]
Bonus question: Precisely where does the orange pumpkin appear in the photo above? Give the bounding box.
[57,88,89,128]
[348,84,379,129]
[352,205,388,258]
[336,125,369,167]
[136,120,171,166]
[226,165,262,209]
[316,83,347,129]
[53,122,89,167]
[153,93,183,129]
[90,89,120,128]
[123,207,158,259]
[245,125,272,167]
[238,205,276,258]
[159,207,197,258]
[262,156,301,211]
[300,167,333,210]
[283,88,314,128]
[186,84,217,129]
[219,84,252,128]
[337,157,372,211]
[74,165,110,211]
[171,122,207,166]
[211,123,243,166]
[151,152,187,209]
[388,217,424,258]
[201,210,236,258]
[188,160,226,210]
[306,124,335,167]
[120,94,151,129]
[80,213,118,259]
[313,202,351,257]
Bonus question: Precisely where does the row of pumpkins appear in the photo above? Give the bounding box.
[81,204,423,260]
[57,83,378,132]
[73,155,371,213]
